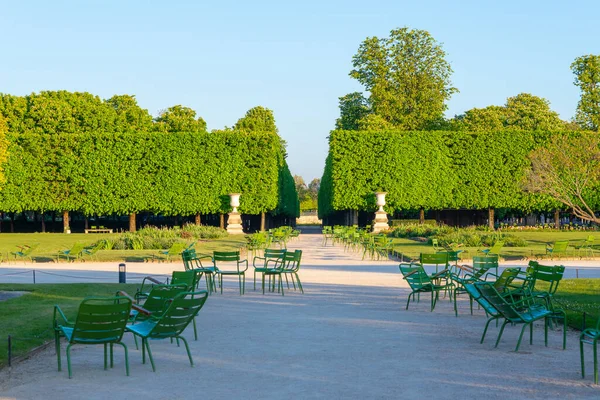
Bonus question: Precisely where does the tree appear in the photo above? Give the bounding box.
[0,115,7,184]
[105,94,153,132]
[526,134,600,223]
[154,105,207,132]
[349,27,457,130]
[452,93,563,131]
[308,178,320,197]
[294,175,308,199]
[335,92,370,130]
[572,55,600,131]
[504,93,563,131]
[234,106,277,133]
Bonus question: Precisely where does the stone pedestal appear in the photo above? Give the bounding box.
[226,212,244,235]
[372,211,389,233]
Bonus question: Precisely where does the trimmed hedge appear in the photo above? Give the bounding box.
[0,131,298,218]
[319,130,599,218]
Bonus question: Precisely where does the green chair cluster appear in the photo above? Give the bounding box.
[245,226,300,257]
[400,257,569,354]
[252,248,303,295]
[322,225,396,261]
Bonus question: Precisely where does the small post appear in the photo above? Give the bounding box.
[119,263,126,283]
[8,335,12,367]
[33,269,36,284]
[576,268,579,279]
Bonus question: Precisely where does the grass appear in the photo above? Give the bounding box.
[0,233,247,263]
[0,283,138,367]
[554,279,600,330]
[391,231,597,261]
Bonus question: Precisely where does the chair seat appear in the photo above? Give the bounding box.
[126,320,157,337]
[581,329,600,341]
[519,307,551,322]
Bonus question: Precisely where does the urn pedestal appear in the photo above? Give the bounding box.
[372,192,389,233]
[226,193,244,235]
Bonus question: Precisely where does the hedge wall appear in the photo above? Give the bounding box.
[0,131,298,218]
[318,130,595,219]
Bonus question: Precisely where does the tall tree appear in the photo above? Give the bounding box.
[349,27,457,130]
[526,134,600,223]
[572,55,600,131]
[154,105,207,132]
[335,92,370,130]
[504,93,563,131]
[105,94,153,132]
[234,106,277,133]
[0,115,7,184]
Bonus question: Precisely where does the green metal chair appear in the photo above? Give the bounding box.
[545,240,570,259]
[157,242,188,262]
[182,248,216,293]
[580,316,600,384]
[10,243,39,264]
[464,283,502,344]
[575,235,595,259]
[420,253,450,274]
[56,242,86,262]
[214,251,248,295]
[478,241,504,257]
[475,281,566,351]
[281,249,303,294]
[399,263,454,312]
[252,248,286,290]
[451,255,498,316]
[82,243,101,261]
[126,290,209,372]
[53,296,132,378]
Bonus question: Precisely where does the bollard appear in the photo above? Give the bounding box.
[118,263,126,283]
[33,270,36,284]
[576,268,579,279]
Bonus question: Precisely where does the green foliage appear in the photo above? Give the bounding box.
[0,131,296,217]
[572,55,600,131]
[105,94,154,131]
[452,93,564,131]
[0,115,8,185]
[389,223,453,238]
[102,225,228,250]
[154,105,207,132]
[234,106,278,134]
[349,27,457,130]
[388,223,526,247]
[319,129,572,218]
[335,92,371,130]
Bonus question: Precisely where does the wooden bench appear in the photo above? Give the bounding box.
[85,228,113,234]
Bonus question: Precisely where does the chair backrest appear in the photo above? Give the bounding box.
[181,249,197,270]
[23,243,40,256]
[70,297,132,344]
[488,241,504,254]
[142,284,188,314]
[493,267,521,292]
[472,255,498,279]
[146,291,209,339]
[399,264,432,289]
[70,242,86,255]
[532,264,565,295]
[431,239,442,251]
[168,242,187,256]
[420,253,449,273]
[171,270,197,289]
[263,248,287,259]
[284,250,302,271]
[551,240,569,253]
[475,282,524,321]
[214,251,242,272]
[463,283,499,316]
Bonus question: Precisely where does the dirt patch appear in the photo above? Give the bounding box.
[0,291,26,301]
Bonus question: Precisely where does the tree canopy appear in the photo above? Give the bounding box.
[572,55,600,131]
[154,105,207,132]
[341,27,457,130]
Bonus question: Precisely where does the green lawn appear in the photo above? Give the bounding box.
[0,283,138,367]
[554,279,600,330]
[0,233,247,263]
[391,231,597,261]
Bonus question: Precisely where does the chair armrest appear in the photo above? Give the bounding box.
[117,291,151,316]
[142,276,163,285]
[431,269,449,279]
[252,256,266,267]
[53,305,73,328]
[238,259,249,272]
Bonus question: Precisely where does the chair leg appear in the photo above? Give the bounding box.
[594,339,598,384]
[66,344,74,379]
[481,317,497,344]
[144,338,156,372]
[406,292,412,310]
[515,323,530,352]
[55,330,62,372]
[178,335,194,367]
[581,337,586,379]
[193,317,198,341]
[495,320,509,348]
[254,270,257,290]
[294,273,303,294]
[110,343,114,368]
[117,342,130,377]
[104,343,108,370]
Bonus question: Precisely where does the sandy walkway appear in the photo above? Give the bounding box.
[0,232,598,399]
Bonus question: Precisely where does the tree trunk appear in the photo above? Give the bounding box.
[554,210,560,229]
[260,212,265,232]
[352,210,358,226]
[10,213,14,233]
[488,207,495,230]
[219,214,225,229]
[63,211,70,233]
[195,213,201,225]
[129,213,136,232]
[419,208,425,224]
[41,212,46,233]
[84,217,88,230]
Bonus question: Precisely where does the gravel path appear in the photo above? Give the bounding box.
[0,231,598,399]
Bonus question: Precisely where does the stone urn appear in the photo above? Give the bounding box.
[226,193,244,234]
[372,192,389,233]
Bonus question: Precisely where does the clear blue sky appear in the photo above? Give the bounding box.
[2,1,599,181]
